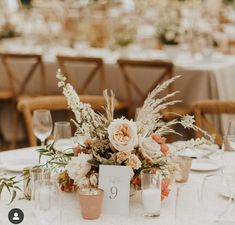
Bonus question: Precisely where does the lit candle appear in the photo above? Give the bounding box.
[142,188,161,216]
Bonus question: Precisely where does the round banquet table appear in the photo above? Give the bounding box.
[0,147,235,225]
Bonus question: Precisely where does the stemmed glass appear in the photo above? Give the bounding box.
[33,179,60,225]
[174,184,201,225]
[33,110,53,146]
[200,174,232,223]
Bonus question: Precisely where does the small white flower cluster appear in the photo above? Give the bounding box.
[56,69,105,140]
[180,115,195,129]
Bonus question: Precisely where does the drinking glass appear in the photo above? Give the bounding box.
[27,167,51,200]
[223,120,235,151]
[224,135,235,152]
[227,120,235,135]
[53,121,72,141]
[33,179,60,225]
[175,156,192,183]
[201,174,232,223]
[141,168,161,217]
[174,184,201,225]
[53,121,73,151]
[33,110,53,146]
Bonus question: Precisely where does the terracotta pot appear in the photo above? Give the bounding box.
[77,188,104,220]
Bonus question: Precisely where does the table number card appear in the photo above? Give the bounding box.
[98,165,131,216]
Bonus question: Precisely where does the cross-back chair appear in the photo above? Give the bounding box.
[57,55,128,113]
[0,53,47,147]
[117,58,183,117]
[18,94,123,146]
[57,55,104,94]
[193,100,235,146]
[117,59,174,106]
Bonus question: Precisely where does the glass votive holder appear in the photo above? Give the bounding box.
[23,166,51,200]
[175,156,192,183]
[141,168,161,217]
[77,188,104,220]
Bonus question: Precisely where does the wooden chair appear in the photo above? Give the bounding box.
[57,55,104,94]
[18,95,122,146]
[117,58,193,142]
[193,100,235,146]
[0,53,47,147]
[117,59,174,106]
[117,59,192,117]
[57,55,127,113]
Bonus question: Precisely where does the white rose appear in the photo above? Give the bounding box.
[140,136,162,157]
[66,153,92,181]
[108,119,138,152]
[90,173,98,187]
[77,177,90,189]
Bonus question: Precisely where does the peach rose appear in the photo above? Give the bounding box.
[151,133,166,144]
[108,119,138,152]
[116,151,130,163]
[126,154,142,170]
[161,178,170,200]
[160,144,169,155]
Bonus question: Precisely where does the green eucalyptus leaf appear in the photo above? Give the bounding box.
[9,190,17,204]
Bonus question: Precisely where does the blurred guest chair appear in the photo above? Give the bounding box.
[0,53,47,147]
[117,58,192,118]
[18,94,123,146]
[57,55,127,112]
[193,100,235,146]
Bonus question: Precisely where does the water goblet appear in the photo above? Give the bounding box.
[201,174,232,223]
[33,110,53,146]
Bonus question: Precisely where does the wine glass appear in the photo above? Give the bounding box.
[33,110,53,146]
[201,174,232,223]
[33,179,60,225]
[174,184,201,225]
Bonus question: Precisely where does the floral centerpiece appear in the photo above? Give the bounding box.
[53,70,211,199]
[0,70,212,203]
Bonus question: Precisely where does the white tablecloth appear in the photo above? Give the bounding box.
[0,147,235,225]
[1,42,235,141]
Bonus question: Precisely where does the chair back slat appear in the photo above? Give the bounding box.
[117,59,174,116]
[0,53,47,97]
[57,55,105,94]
